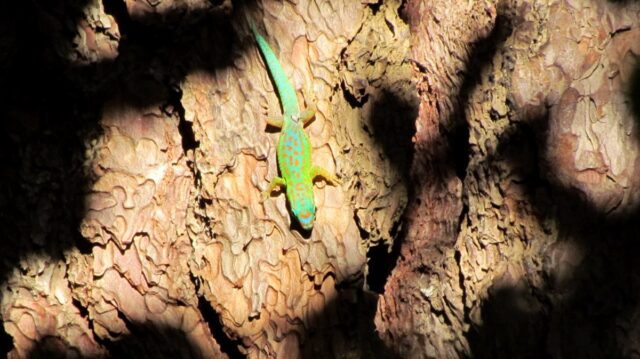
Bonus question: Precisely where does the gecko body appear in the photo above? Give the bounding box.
[250,21,338,230]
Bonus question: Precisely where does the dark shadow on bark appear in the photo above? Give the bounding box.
[628,58,640,141]
[366,238,398,293]
[368,88,418,184]
[366,7,517,355]
[364,87,418,293]
[0,0,250,275]
[0,1,405,357]
[464,113,553,359]
[0,0,262,356]
[23,323,217,359]
[366,11,512,296]
[19,287,397,358]
[461,2,640,357]
[467,284,550,359]
[438,11,516,182]
[300,287,398,358]
[197,294,245,358]
[0,327,11,359]
[467,102,640,357]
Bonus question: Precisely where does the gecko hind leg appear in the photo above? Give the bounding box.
[311,166,341,186]
[262,176,286,202]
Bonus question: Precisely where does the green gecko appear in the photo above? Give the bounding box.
[250,20,339,230]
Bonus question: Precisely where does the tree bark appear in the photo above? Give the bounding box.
[1,0,640,358]
[377,0,640,358]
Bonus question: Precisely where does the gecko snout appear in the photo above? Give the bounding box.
[296,209,315,230]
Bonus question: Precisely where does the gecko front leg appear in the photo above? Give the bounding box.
[310,166,341,185]
[298,104,316,126]
[262,176,286,202]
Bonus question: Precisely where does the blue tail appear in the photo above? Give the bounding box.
[249,18,299,115]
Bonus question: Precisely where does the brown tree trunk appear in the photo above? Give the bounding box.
[1,0,639,358]
[377,0,640,358]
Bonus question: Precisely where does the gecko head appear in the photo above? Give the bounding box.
[294,205,316,231]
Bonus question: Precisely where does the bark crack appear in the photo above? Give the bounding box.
[167,85,198,154]
[197,296,245,359]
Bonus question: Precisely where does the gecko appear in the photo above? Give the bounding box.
[250,20,339,231]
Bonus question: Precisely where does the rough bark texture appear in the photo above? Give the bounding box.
[1,0,640,358]
[376,0,640,358]
[182,1,413,357]
[1,0,410,357]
